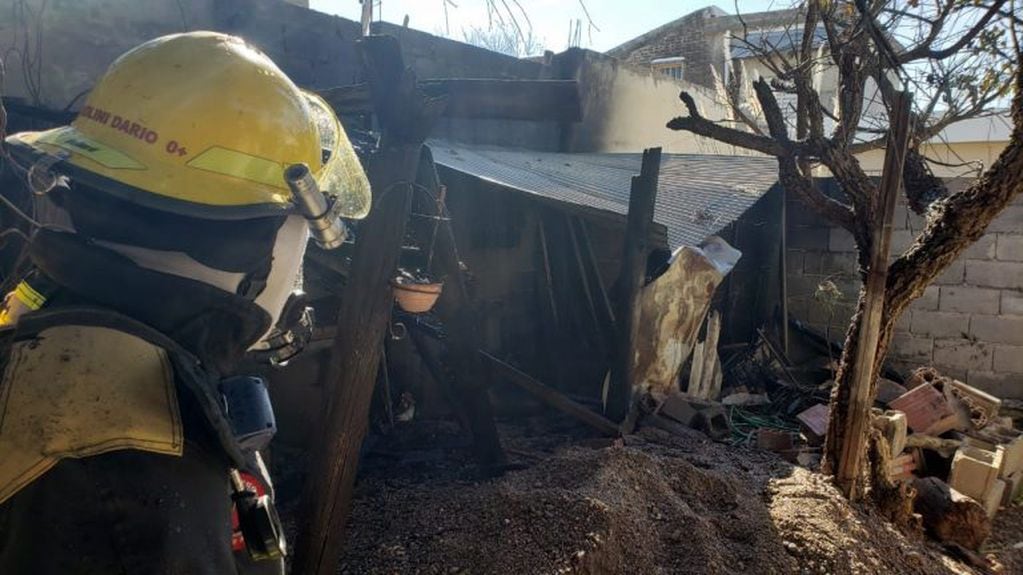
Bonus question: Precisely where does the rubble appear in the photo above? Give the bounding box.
[323,419,989,575]
[721,391,770,406]
[653,336,1018,556]
[889,453,917,483]
[872,410,908,459]
[756,428,793,452]
[653,393,731,441]
[949,445,1003,505]
[878,366,1023,536]
[949,381,1001,430]
[796,404,830,443]
[714,351,1022,546]
[876,378,909,405]
[888,382,957,434]
[1002,470,1023,506]
[986,479,1008,518]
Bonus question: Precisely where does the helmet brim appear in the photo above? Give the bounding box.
[6,128,297,221]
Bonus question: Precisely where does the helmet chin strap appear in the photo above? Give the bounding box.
[97,241,246,294]
[250,215,309,346]
[95,214,309,348]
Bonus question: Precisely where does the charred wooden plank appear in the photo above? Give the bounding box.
[607,147,661,423]
[481,350,620,437]
[318,79,581,122]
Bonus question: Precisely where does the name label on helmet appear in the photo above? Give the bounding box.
[80,105,111,125]
[80,105,160,145]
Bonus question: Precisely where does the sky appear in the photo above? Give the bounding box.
[308,0,783,53]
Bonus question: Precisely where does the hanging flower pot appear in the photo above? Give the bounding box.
[391,269,444,313]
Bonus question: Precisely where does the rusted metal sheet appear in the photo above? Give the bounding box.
[632,236,741,398]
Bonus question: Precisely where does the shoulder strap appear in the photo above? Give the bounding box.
[13,306,246,468]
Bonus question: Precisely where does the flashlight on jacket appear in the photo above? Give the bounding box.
[284,163,347,250]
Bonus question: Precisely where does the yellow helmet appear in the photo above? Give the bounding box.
[6,31,370,220]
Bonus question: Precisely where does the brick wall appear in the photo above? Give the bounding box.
[607,8,722,90]
[607,8,803,92]
[786,185,1023,398]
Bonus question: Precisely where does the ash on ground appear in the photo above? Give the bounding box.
[273,415,1005,574]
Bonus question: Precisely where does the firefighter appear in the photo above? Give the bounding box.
[0,31,369,573]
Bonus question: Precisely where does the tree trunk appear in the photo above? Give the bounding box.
[913,477,991,550]
[823,67,1023,494]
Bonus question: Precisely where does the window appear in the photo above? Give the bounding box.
[651,57,685,82]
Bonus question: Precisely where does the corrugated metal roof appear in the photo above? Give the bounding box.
[429,141,780,249]
[730,25,828,59]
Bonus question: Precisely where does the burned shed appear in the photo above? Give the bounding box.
[376,142,785,419]
[268,141,784,444]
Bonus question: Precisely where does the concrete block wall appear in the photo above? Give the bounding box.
[786,186,1023,398]
[0,0,545,109]
[0,0,558,152]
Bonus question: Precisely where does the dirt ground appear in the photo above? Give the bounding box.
[272,413,1021,575]
[990,505,1023,574]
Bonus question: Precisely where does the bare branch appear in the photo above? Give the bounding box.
[724,59,766,135]
[887,52,1023,317]
[898,0,1011,62]
[776,152,859,233]
[796,1,826,142]
[753,77,790,141]
[667,91,789,156]
[747,75,859,231]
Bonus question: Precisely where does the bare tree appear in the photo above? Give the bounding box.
[668,0,1022,506]
[463,23,543,57]
[443,0,598,52]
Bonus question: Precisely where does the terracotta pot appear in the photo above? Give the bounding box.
[391,279,443,313]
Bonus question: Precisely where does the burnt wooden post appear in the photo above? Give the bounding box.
[291,36,446,575]
[418,149,507,470]
[835,91,912,497]
[606,147,661,423]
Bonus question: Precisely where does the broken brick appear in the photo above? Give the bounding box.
[655,394,730,441]
[984,479,1006,518]
[1001,470,1022,506]
[889,453,917,483]
[1001,433,1023,478]
[888,382,955,433]
[797,404,830,439]
[696,404,731,441]
[948,380,1001,429]
[872,410,908,459]
[756,428,793,452]
[949,445,1004,504]
[877,378,908,405]
[657,394,700,427]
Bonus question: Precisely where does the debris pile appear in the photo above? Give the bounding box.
[638,329,831,468]
[886,367,1022,550]
[326,419,981,575]
[638,326,1021,555]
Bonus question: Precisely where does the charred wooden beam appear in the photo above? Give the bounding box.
[480,350,620,437]
[606,147,661,423]
[291,35,446,575]
[318,79,581,122]
[408,324,472,433]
